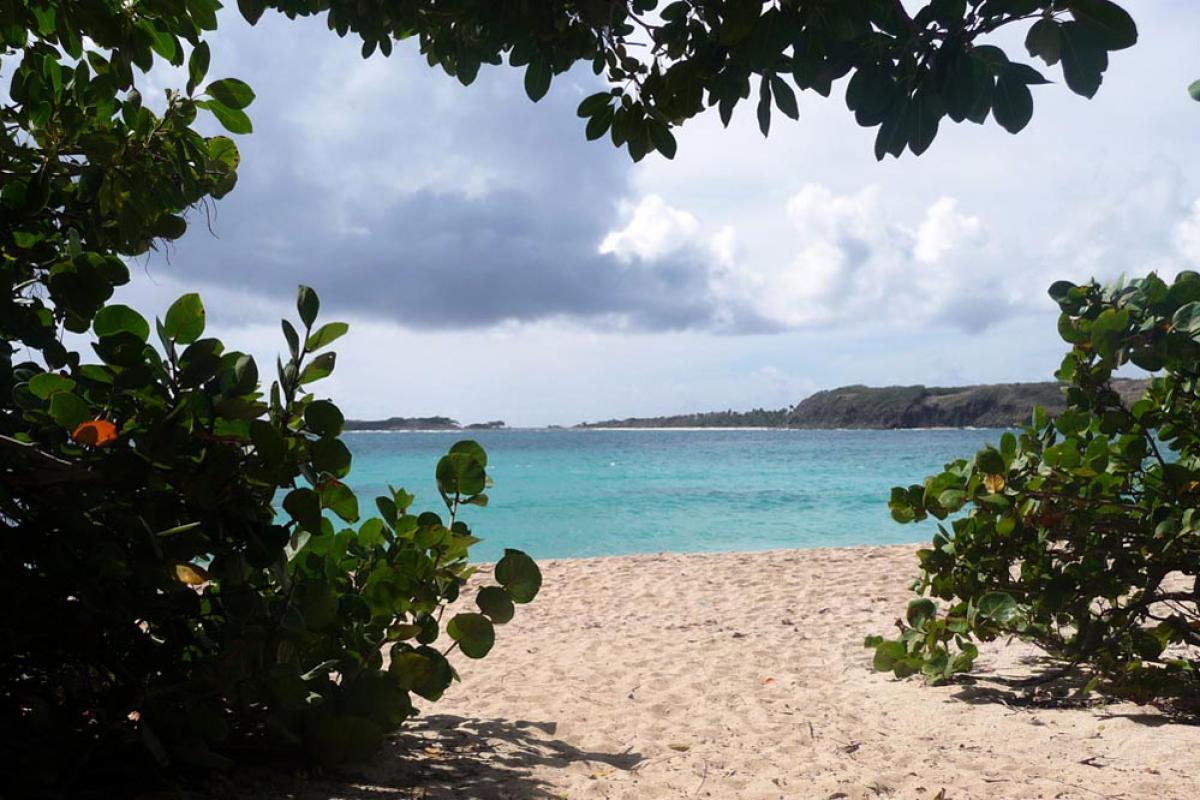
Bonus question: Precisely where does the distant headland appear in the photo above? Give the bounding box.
[576,379,1149,430]
[342,417,506,431]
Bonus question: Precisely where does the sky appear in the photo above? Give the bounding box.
[118,3,1200,427]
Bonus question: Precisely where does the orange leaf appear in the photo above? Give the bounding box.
[72,419,118,447]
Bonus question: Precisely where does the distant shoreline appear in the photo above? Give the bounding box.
[342,425,1012,434]
[345,378,1149,433]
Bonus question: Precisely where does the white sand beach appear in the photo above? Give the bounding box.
[295,545,1200,799]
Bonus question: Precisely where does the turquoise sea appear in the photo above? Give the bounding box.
[343,428,1007,561]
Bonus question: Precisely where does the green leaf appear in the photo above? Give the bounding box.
[647,119,677,159]
[447,613,496,658]
[204,78,256,109]
[769,74,799,120]
[311,437,352,478]
[1025,18,1062,66]
[297,285,320,328]
[1069,0,1138,50]
[320,481,359,522]
[436,452,487,498]
[376,496,398,526]
[198,99,253,134]
[449,440,488,468]
[284,488,322,533]
[357,517,386,548]
[94,304,149,342]
[305,400,345,437]
[208,136,240,169]
[872,640,907,672]
[577,92,611,117]
[874,98,910,160]
[906,598,938,627]
[163,293,206,344]
[992,75,1033,134]
[524,58,551,102]
[306,322,348,351]
[1190,80,1200,102]
[28,373,75,400]
[495,549,542,604]
[151,213,188,241]
[390,647,453,701]
[1059,22,1107,98]
[49,392,90,429]
[1047,280,1077,305]
[906,90,941,155]
[187,42,210,93]
[476,586,515,624]
[976,447,1006,475]
[1000,431,1017,460]
[298,352,336,384]
[281,319,300,358]
[1172,301,1200,336]
[756,75,771,137]
[251,419,285,464]
[978,592,1019,623]
[585,107,614,141]
[237,0,267,24]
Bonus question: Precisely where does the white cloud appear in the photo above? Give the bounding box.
[914,197,984,264]
[599,194,700,261]
[1173,199,1200,266]
[599,184,1025,334]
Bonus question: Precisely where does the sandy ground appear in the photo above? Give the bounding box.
[287,545,1200,799]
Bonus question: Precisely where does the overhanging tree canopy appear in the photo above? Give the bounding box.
[250,0,1138,159]
[0,0,1158,795]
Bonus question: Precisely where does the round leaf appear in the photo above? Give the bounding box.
[311,437,352,477]
[449,439,488,468]
[494,549,541,604]
[978,592,1019,624]
[28,373,75,400]
[305,400,345,437]
[476,586,515,624]
[163,293,206,344]
[447,613,495,659]
[94,304,149,342]
[49,392,90,429]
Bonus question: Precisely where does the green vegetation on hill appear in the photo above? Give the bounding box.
[786,380,1148,429]
[344,416,460,431]
[342,417,507,431]
[577,408,788,428]
[575,380,1150,430]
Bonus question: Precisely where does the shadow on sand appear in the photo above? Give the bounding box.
[291,715,642,799]
[946,655,1198,725]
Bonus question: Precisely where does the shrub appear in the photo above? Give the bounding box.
[1,284,540,796]
[869,272,1200,706]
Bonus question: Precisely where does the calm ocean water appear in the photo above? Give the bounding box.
[341,428,1006,561]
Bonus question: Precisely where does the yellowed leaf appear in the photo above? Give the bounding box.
[174,563,209,586]
[668,743,690,752]
[983,473,1006,494]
